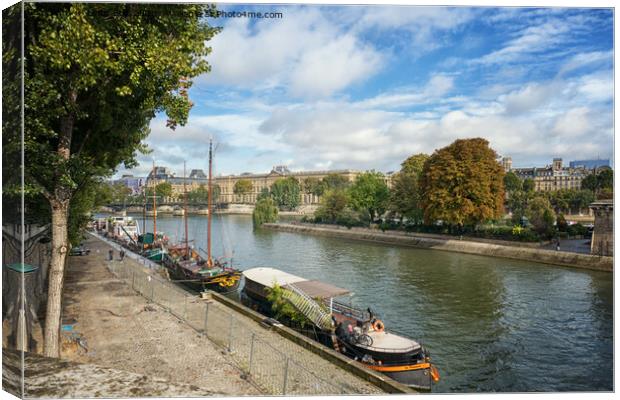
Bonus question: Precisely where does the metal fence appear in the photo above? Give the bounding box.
[100,237,345,395]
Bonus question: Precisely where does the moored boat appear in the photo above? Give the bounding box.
[241,267,440,391]
[160,144,242,293]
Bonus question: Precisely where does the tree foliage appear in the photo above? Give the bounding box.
[503,171,523,193]
[526,197,556,238]
[11,2,219,357]
[420,138,505,228]
[252,197,278,227]
[302,177,325,196]
[322,173,350,191]
[347,171,389,222]
[522,178,535,192]
[187,183,220,204]
[233,179,253,196]
[270,177,301,210]
[314,190,348,223]
[266,284,311,327]
[389,153,428,224]
[400,153,429,175]
[582,169,613,199]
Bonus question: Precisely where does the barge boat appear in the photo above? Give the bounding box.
[241,267,440,390]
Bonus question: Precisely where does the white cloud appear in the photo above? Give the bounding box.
[551,107,591,138]
[355,75,455,109]
[558,50,613,76]
[474,19,571,66]
[202,8,383,99]
[351,6,474,52]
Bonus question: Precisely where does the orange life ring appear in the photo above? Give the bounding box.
[372,319,385,332]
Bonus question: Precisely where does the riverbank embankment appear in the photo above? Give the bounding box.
[263,223,613,272]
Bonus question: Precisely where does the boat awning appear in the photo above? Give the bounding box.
[283,280,350,300]
[243,267,307,287]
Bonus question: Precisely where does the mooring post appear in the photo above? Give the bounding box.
[282,357,290,395]
[183,296,188,319]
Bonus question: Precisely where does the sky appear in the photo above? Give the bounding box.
[118,3,614,178]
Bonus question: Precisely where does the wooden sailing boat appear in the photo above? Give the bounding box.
[138,161,167,261]
[161,139,242,293]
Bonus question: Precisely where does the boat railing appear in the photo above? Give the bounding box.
[328,301,371,321]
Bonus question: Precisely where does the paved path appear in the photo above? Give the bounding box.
[61,235,261,397]
[65,234,384,395]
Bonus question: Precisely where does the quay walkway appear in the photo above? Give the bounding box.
[59,234,387,396]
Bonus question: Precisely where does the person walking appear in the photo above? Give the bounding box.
[108,249,114,261]
[119,249,125,261]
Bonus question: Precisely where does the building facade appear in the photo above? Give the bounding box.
[569,159,611,170]
[502,157,589,192]
[146,165,362,205]
[112,174,146,195]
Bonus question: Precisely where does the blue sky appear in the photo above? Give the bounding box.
[119,4,613,178]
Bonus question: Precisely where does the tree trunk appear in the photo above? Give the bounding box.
[43,200,69,358]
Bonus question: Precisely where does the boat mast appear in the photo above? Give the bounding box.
[184,160,189,259]
[207,138,213,266]
[152,160,157,241]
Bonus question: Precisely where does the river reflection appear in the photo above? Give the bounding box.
[127,213,612,392]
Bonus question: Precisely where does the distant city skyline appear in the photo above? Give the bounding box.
[116,4,613,178]
[118,156,610,180]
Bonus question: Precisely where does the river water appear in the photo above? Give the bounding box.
[126,213,613,392]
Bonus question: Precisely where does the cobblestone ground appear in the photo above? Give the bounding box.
[61,235,260,397]
[94,233,384,395]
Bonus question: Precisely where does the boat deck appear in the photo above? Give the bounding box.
[363,330,421,353]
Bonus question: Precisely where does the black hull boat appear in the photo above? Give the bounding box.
[241,267,440,391]
[162,245,241,293]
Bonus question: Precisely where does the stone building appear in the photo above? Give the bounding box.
[502,157,589,192]
[146,165,362,205]
[590,200,613,256]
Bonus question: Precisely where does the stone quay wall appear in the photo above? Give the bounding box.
[263,223,613,272]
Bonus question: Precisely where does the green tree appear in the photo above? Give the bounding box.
[522,178,535,192]
[257,187,270,201]
[13,2,218,357]
[252,197,279,227]
[526,197,556,238]
[420,138,505,230]
[270,177,301,210]
[581,170,613,199]
[315,190,348,223]
[503,171,523,193]
[597,169,613,190]
[347,171,390,223]
[233,179,253,196]
[570,190,595,214]
[188,184,219,204]
[303,177,326,196]
[400,153,429,175]
[556,213,568,232]
[507,190,532,225]
[389,153,429,224]
[322,173,350,191]
[581,174,598,192]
